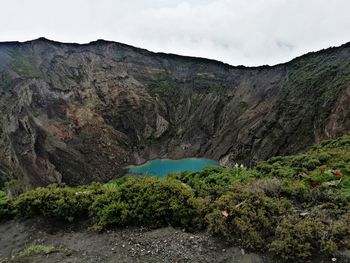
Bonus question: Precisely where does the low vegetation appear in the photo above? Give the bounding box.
[19,244,72,257]
[148,73,177,98]
[1,73,13,91]
[193,74,226,93]
[11,50,43,78]
[1,135,350,261]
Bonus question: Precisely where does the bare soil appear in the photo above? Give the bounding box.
[0,218,349,263]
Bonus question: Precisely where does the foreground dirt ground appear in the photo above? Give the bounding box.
[0,218,349,263]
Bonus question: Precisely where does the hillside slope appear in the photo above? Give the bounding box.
[1,135,349,261]
[0,38,350,186]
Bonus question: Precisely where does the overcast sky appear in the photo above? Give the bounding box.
[1,0,350,66]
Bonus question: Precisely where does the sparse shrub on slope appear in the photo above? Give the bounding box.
[11,50,44,78]
[257,135,350,197]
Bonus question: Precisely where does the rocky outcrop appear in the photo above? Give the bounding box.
[0,38,350,186]
[324,86,350,139]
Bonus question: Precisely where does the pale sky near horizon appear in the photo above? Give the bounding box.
[1,0,350,66]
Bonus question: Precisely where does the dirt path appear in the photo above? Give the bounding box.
[0,218,348,263]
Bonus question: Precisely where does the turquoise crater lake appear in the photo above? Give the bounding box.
[128,158,220,178]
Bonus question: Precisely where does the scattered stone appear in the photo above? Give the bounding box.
[300,212,309,217]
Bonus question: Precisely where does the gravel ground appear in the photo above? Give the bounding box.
[0,218,349,263]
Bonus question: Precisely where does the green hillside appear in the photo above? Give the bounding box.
[1,135,349,261]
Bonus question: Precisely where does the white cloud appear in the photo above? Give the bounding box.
[1,0,350,66]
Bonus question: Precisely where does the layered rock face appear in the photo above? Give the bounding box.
[0,38,350,187]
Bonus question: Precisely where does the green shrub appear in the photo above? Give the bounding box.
[256,160,297,178]
[149,74,177,97]
[268,156,285,164]
[11,51,43,78]
[172,167,257,197]
[302,158,321,170]
[305,169,338,187]
[269,217,339,260]
[193,74,226,93]
[106,176,136,187]
[0,191,6,204]
[255,161,273,174]
[316,152,331,163]
[0,199,13,220]
[206,184,291,249]
[90,177,199,231]
[12,184,97,221]
[5,179,26,198]
[340,177,350,196]
[317,135,350,149]
[248,178,311,202]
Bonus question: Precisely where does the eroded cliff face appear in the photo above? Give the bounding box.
[0,38,350,186]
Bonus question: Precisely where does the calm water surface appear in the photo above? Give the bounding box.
[128,158,219,178]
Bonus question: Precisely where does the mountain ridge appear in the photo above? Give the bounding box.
[2,37,350,68]
[0,38,349,186]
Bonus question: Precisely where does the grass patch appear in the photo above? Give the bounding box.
[193,73,226,93]
[11,51,43,78]
[148,74,177,98]
[19,244,72,257]
[1,73,13,91]
[239,101,248,111]
[0,191,6,204]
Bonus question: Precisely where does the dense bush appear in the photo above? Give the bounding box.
[0,190,6,204]
[205,184,291,249]
[90,177,199,230]
[269,215,350,260]
[0,191,13,220]
[11,184,102,221]
[171,166,257,197]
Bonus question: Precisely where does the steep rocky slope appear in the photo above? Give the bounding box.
[0,38,349,186]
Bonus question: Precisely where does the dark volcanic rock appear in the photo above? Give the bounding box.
[0,38,350,186]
